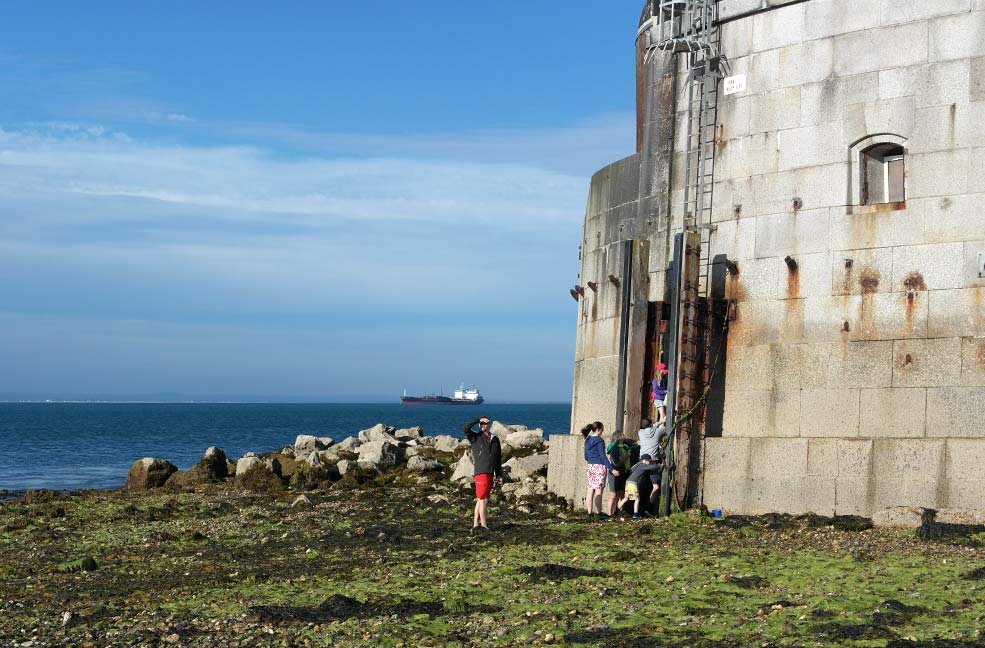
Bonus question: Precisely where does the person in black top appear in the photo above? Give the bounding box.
[462,416,503,532]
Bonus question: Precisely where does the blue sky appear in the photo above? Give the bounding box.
[0,2,641,402]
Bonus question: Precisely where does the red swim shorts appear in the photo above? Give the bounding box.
[474,473,493,499]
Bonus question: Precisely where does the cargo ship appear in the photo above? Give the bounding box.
[400,384,484,405]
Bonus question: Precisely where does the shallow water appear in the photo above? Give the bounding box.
[0,402,571,491]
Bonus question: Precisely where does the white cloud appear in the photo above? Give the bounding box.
[0,124,587,230]
[0,121,598,320]
[211,111,636,176]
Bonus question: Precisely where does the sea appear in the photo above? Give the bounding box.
[0,402,571,493]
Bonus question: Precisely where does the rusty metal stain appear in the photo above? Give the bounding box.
[896,353,915,369]
[903,272,927,292]
[785,264,800,299]
[903,291,916,338]
[859,267,880,294]
[975,340,985,372]
[591,294,598,322]
[725,275,746,303]
[859,295,874,339]
[842,264,854,294]
[972,287,985,336]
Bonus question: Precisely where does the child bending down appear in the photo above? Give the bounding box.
[617,454,663,519]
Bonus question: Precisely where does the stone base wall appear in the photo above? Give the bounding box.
[546,435,587,508]
[702,436,985,516]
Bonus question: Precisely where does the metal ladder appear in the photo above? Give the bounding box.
[645,0,724,299]
[681,20,723,301]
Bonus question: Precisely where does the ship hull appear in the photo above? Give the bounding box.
[400,397,484,405]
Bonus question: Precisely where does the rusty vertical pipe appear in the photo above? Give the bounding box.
[660,233,685,517]
[615,239,634,434]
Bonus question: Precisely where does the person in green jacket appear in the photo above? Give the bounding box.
[604,430,634,517]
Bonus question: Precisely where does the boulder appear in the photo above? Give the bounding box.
[357,461,381,473]
[503,454,549,481]
[415,436,438,447]
[236,466,283,492]
[450,452,474,483]
[500,482,523,497]
[125,458,178,490]
[872,506,930,529]
[505,429,545,449]
[406,456,442,473]
[335,459,354,476]
[288,461,331,490]
[236,456,261,475]
[515,478,548,499]
[394,426,424,440]
[198,446,229,481]
[357,440,402,467]
[163,469,204,490]
[321,437,361,462]
[273,454,297,479]
[358,423,397,444]
[317,447,342,463]
[302,451,320,468]
[236,455,282,477]
[295,435,334,455]
[403,446,422,459]
[337,436,362,451]
[489,421,513,442]
[434,435,467,454]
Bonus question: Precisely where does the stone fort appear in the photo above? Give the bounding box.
[547,0,985,517]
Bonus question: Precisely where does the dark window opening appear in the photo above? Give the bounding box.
[860,143,905,205]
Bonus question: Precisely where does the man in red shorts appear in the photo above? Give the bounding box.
[462,415,503,532]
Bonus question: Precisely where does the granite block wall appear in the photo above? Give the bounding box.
[700,0,985,516]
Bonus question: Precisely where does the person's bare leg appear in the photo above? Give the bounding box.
[473,499,481,528]
[593,490,603,514]
[612,491,624,515]
[585,488,594,514]
[606,492,617,515]
[477,498,489,528]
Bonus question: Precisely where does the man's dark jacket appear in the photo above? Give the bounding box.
[462,417,503,478]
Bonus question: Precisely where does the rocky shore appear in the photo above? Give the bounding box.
[122,421,551,504]
[3,423,985,647]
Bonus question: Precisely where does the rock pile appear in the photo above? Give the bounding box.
[124,422,551,503]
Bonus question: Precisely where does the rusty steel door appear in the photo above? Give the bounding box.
[661,230,703,515]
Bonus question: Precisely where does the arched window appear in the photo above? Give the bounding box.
[860,143,905,205]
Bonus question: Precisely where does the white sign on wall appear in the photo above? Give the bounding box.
[723,74,747,96]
